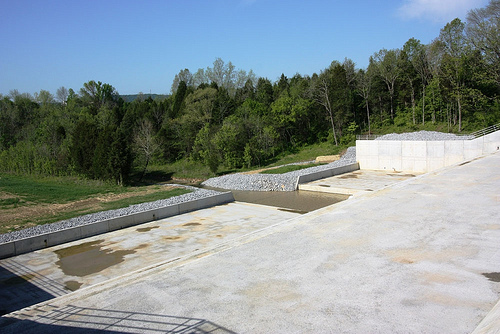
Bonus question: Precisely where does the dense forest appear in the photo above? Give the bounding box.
[1,1,499,184]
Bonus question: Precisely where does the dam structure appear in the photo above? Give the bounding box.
[1,126,500,333]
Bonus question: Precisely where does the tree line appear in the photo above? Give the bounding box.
[1,0,499,182]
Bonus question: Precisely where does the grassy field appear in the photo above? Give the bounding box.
[0,173,190,234]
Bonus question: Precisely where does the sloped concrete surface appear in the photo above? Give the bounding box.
[298,169,419,195]
[0,202,300,315]
[2,153,500,333]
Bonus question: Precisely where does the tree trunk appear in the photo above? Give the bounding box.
[410,84,416,125]
[379,96,383,123]
[139,157,150,183]
[422,86,425,125]
[457,93,462,132]
[365,101,371,134]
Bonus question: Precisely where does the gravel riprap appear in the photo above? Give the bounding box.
[375,130,473,141]
[0,185,223,244]
[202,146,357,192]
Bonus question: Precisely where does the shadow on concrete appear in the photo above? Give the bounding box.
[0,259,67,315]
[1,305,237,333]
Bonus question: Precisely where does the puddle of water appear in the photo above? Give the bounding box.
[222,189,348,213]
[55,240,135,278]
[483,272,500,282]
[137,226,159,232]
[65,280,82,291]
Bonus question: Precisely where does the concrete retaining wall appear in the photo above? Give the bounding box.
[0,192,235,259]
[356,131,500,172]
[295,162,360,189]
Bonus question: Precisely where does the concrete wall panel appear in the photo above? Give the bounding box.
[157,205,180,220]
[47,227,81,247]
[356,130,500,173]
[0,242,15,258]
[426,141,445,158]
[402,141,426,158]
[379,141,402,157]
[14,235,48,254]
[133,210,157,225]
[81,221,110,239]
[295,163,359,187]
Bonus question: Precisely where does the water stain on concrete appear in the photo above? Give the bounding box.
[278,208,307,214]
[136,226,159,232]
[339,174,359,179]
[1,273,36,286]
[163,236,182,241]
[483,272,500,282]
[183,223,201,227]
[55,240,135,277]
[64,280,82,291]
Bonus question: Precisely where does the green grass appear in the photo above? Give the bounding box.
[0,197,23,209]
[0,173,125,204]
[0,172,192,234]
[268,141,348,167]
[260,163,326,174]
[149,159,212,181]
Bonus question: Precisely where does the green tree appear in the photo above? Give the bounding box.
[134,119,160,182]
[372,48,402,120]
[79,80,118,112]
[172,80,187,118]
[356,68,373,134]
[71,118,99,177]
[255,78,274,108]
[436,18,469,131]
[466,0,500,85]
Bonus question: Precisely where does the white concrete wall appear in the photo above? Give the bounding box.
[294,162,359,189]
[356,131,500,172]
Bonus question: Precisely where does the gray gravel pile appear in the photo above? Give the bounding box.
[202,146,357,192]
[0,185,222,244]
[375,130,473,141]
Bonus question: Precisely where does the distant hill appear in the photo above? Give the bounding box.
[120,94,169,103]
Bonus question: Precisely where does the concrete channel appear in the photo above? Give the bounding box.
[1,152,500,333]
[0,192,235,259]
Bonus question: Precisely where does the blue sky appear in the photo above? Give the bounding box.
[0,0,488,96]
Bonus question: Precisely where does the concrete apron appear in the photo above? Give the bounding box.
[298,169,420,196]
[0,202,301,315]
[2,152,500,334]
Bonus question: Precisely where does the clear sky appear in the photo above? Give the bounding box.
[0,0,488,96]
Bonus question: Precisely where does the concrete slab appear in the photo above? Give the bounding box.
[2,152,500,333]
[0,202,300,315]
[298,169,419,195]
